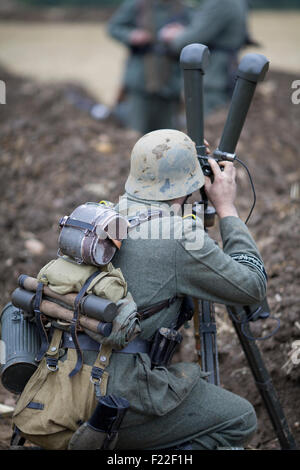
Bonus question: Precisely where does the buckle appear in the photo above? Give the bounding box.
[46,357,59,372]
[128,216,140,228]
[90,366,104,384]
[137,212,148,222]
[59,215,68,228]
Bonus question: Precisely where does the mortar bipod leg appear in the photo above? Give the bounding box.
[198,300,220,386]
[227,305,297,450]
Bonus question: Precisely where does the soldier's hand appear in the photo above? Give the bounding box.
[204,139,211,155]
[159,23,185,42]
[129,29,153,46]
[204,159,239,219]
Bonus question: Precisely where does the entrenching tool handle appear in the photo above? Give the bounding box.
[216,53,269,157]
[11,288,113,337]
[180,43,210,175]
[18,274,117,323]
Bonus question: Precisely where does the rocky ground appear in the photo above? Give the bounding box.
[0,61,299,450]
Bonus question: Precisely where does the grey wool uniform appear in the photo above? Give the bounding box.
[107,0,193,134]
[169,0,249,115]
[101,193,267,450]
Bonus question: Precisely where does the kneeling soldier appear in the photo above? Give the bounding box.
[104,128,266,450]
[10,128,266,450]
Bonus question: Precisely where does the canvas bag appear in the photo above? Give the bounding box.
[37,257,127,303]
[12,328,113,450]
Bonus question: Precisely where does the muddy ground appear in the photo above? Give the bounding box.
[0,60,299,450]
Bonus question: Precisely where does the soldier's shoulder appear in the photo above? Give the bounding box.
[174,214,205,253]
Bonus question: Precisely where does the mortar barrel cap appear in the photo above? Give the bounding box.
[180,43,210,73]
[237,53,269,83]
[11,288,35,313]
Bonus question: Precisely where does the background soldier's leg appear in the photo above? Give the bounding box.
[204,88,230,116]
[116,379,257,450]
[146,96,181,132]
[117,94,181,134]
[119,92,148,135]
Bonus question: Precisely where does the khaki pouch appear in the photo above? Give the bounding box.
[37,258,127,303]
[12,329,111,450]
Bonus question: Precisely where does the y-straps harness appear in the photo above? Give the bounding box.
[33,271,108,379]
[90,343,113,400]
[45,327,63,372]
[69,270,102,378]
[32,273,104,377]
[43,327,112,398]
[34,282,49,362]
[126,208,162,228]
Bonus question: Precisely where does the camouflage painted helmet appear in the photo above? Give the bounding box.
[125,129,204,201]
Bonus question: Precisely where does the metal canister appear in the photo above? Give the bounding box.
[0,303,41,394]
[58,202,129,267]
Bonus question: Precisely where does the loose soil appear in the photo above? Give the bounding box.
[0,61,299,450]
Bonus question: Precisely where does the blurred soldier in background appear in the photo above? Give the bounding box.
[107,0,194,134]
[160,0,252,115]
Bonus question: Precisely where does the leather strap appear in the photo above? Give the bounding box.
[26,402,44,410]
[69,271,101,378]
[137,296,177,321]
[34,282,49,362]
[127,209,162,229]
[91,343,113,399]
[43,328,63,374]
[60,217,94,232]
[114,337,150,354]
[63,332,150,354]
[62,331,100,351]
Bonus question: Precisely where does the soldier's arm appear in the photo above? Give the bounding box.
[175,216,267,306]
[168,0,235,53]
[107,0,138,45]
[175,159,267,305]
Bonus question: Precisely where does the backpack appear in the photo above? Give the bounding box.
[2,200,165,449]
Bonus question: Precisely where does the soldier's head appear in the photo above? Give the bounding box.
[125,129,204,203]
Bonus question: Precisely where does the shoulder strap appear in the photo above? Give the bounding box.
[45,328,64,372]
[127,209,162,229]
[69,270,102,378]
[137,296,177,321]
[90,343,113,400]
[34,282,49,362]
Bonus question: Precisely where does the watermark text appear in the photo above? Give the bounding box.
[0,80,6,104]
[291,80,300,104]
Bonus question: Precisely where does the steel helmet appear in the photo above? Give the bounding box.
[125,129,204,201]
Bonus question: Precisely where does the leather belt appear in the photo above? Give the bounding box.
[62,332,100,351]
[114,337,151,354]
[62,332,150,355]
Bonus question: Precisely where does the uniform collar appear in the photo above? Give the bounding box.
[116,193,177,217]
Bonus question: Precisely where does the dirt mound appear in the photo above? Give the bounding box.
[0,65,299,450]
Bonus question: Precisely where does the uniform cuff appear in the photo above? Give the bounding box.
[219,216,249,238]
